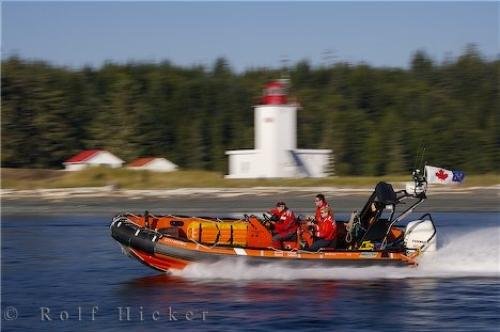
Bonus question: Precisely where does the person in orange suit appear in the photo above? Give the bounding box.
[314,193,333,222]
[306,206,337,251]
[269,201,298,249]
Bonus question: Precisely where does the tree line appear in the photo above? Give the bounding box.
[2,46,498,175]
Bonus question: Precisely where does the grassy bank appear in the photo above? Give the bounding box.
[1,167,499,190]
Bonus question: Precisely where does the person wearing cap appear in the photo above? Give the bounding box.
[269,201,298,249]
[306,206,337,251]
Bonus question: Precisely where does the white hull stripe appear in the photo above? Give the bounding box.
[234,248,247,256]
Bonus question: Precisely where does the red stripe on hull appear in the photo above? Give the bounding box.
[129,248,189,271]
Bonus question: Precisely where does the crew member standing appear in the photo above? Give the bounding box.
[314,193,333,222]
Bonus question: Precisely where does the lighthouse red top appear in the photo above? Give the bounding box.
[261,80,288,105]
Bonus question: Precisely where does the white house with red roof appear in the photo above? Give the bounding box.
[127,157,178,172]
[63,149,124,171]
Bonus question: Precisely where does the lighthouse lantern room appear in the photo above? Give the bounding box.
[225,80,332,178]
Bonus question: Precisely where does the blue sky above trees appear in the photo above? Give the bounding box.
[3,2,498,71]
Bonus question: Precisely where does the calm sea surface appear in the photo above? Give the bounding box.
[2,212,499,332]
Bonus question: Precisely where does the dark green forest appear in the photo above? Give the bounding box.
[2,46,498,175]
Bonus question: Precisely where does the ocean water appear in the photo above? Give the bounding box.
[1,212,499,332]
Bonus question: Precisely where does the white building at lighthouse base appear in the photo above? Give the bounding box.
[226,148,331,179]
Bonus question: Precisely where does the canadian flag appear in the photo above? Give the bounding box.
[425,166,465,184]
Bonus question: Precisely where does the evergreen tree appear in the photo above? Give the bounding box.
[1,48,498,175]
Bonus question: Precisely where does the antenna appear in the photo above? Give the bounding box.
[408,143,428,196]
[418,146,426,172]
[280,55,290,81]
[413,143,426,173]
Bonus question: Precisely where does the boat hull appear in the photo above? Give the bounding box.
[110,218,416,272]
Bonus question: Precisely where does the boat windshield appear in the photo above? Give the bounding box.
[358,182,397,227]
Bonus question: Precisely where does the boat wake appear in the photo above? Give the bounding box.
[173,226,500,280]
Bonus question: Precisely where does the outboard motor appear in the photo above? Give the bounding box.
[404,215,437,254]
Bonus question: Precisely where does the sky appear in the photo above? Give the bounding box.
[1,2,499,71]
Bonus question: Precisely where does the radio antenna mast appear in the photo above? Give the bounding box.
[413,143,426,173]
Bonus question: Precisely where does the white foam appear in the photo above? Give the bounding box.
[173,227,500,280]
[416,226,500,277]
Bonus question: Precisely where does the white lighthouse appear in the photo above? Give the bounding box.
[225,80,332,178]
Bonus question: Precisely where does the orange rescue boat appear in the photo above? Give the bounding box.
[110,172,437,272]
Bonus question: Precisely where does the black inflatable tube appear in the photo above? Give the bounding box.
[111,222,156,254]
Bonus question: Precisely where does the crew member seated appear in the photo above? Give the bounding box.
[305,206,337,251]
[268,201,298,249]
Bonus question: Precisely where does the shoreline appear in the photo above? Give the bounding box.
[2,186,499,215]
[2,184,498,197]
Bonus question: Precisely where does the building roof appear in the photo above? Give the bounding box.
[128,157,157,167]
[65,149,102,163]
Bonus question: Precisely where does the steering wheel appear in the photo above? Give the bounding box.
[261,213,274,228]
